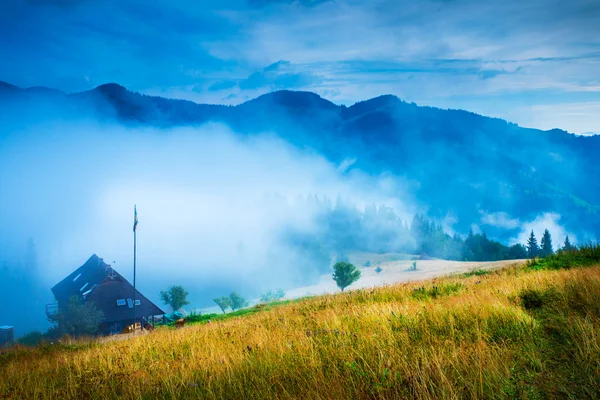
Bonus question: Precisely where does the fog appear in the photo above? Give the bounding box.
[0,115,417,335]
[0,95,586,338]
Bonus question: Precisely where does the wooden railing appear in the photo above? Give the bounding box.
[46,303,59,318]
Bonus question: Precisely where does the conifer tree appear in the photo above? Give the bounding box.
[540,229,553,257]
[526,230,539,258]
[563,235,574,252]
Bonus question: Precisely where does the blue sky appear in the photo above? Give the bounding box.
[1,0,599,133]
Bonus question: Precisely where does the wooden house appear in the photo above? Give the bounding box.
[47,254,165,335]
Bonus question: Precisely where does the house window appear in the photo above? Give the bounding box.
[82,289,92,297]
[127,298,133,308]
[73,273,82,282]
[80,282,89,292]
[116,299,126,306]
[135,300,141,306]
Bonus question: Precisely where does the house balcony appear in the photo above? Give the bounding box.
[46,303,59,318]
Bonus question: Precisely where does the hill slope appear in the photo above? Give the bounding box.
[1,81,599,241]
[2,251,600,399]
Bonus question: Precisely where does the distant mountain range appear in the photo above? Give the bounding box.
[1,81,599,242]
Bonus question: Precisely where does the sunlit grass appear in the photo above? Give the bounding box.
[2,260,600,399]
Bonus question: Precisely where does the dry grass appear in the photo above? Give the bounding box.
[2,262,600,399]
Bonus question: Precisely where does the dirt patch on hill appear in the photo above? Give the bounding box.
[285,259,524,298]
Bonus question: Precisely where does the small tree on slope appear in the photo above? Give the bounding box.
[213,296,232,314]
[229,292,249,311]
[160,285,190,312]
[332,261,361,292]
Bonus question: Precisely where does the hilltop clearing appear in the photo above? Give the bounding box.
[284,258,520,299]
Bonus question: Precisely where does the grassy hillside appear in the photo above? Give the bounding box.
[2,250,600,399]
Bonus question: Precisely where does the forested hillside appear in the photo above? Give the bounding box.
[2,81,599,244]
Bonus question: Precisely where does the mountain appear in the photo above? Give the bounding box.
[1,81,599,241]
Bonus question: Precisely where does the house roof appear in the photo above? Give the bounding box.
[51,254,165,323]
[51,254,111,304]
[86,269,165,323]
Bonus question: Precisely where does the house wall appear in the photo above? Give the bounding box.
[98,316,158,335]
[0,327,14,346]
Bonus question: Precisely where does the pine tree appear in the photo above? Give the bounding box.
[563,235,574,252]
[540,229,553,257]
[24,237,37,271]
[526,230,539,258]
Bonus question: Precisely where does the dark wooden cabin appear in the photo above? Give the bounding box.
[48,254,165,335]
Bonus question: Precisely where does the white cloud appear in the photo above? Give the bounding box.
[512,213,575,249]
[480,211,521,229]
[0,119,411,291]
[519,102,600,134]
[204,0,600,133]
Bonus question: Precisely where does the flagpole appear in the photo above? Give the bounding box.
[133,205,137,329]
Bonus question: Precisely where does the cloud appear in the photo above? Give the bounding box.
[513,213,574,248]
[238,60,321,90]
[27,0,86,8]
[2,0,600,132]
[0,1,234,92]
[0,113,411,313]
[207,80,237,91]
[521,102,600,134]
[247,0,333,8]
[337,158,356,173]
[480,211,520,229]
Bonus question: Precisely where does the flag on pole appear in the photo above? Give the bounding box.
[133,205,138,232]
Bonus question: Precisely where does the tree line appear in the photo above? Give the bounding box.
[280,194,576,265]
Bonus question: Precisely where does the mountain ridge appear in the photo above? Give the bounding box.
[1,80,599,241]
[1,80,591,136]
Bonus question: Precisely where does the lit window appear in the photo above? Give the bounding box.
[127,298,133,308]
[116,299,126,306]
[135,300,141,305]
[73,273,82,282]
[82,289,92,297]
[80,283,89,292]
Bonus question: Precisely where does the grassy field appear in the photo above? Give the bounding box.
[1,248,600,399]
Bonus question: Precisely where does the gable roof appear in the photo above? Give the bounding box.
[51,254,111,304]
[86,270,165,322]
[51,254,165,322]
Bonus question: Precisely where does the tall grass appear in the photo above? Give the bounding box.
[1,254,600,399]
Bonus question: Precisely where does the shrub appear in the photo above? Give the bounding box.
[520,289,544,310]
[260,289,286,303]
[17,331,45,347]
[463,269,491,277]
[411,283,464,300]
[187,311,217,324]
[526,243,600,271]
[48,296,104,337]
